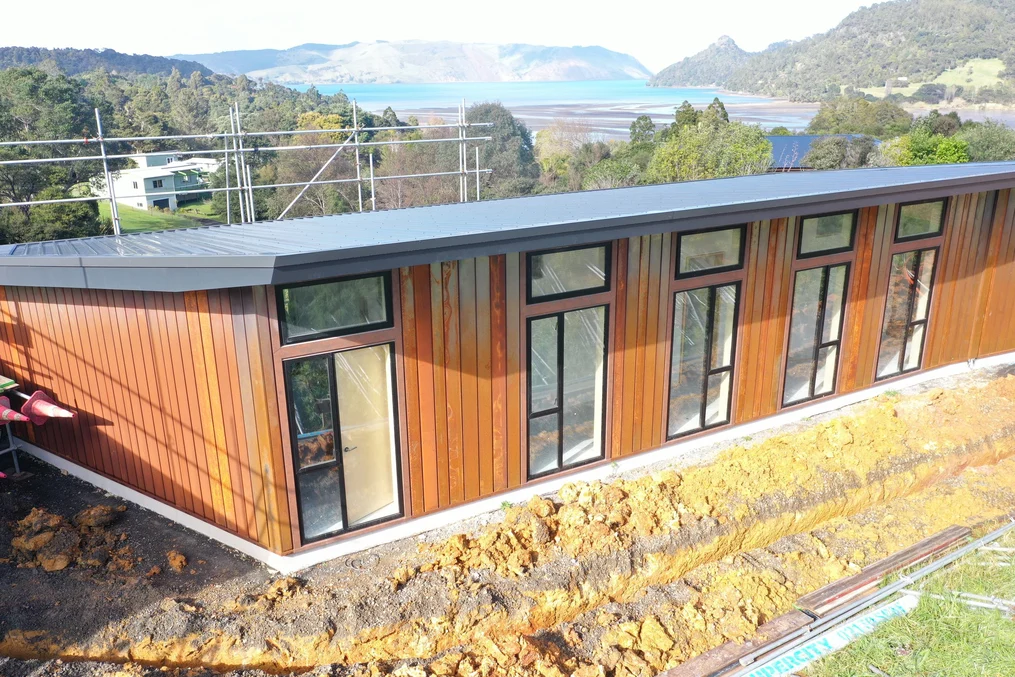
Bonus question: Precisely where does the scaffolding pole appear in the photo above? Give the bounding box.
[223,126,231,225]
[476,146,481,202]
[369,153,377,211]
[94,109,121,235]
[234,103,255,221]
[228,108,246,224]
[353,102,363,212]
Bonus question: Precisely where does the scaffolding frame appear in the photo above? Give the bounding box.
[0,101,493,235]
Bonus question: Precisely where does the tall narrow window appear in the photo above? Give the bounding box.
[668,283,739,438]
[784,264,849,405]
[877,249,937,379]
[285,343,402,543]
[527,306,608,478]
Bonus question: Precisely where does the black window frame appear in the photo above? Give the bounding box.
[277,271,395,345]
[875,247,939,381]
[525,305,610,481]
[526,243,612,305]
[674,225,747,280]
[666,281,741,440]
[797,210,859,259]
[283,343,404,545]
[782,263,851,406]
[895,198,948,243]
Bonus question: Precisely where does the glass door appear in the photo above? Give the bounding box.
[285,342,402,543]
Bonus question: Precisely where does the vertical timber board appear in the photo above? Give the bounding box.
[652,233,674,448]
[640,234,663,452]
[412,264,439,512]
[610,239,629,459]
[733,221,762,424]
[505,253,522,489]
[442,261,466,504]
[631,237,651,453]
[476,256,495,496]
[840,207,876,392]
[428,262,450,507]
[210,291,248,538]
[398,267,426,516]
[458,258,481,501]
[620,237,641,456]
[490,255,509,492]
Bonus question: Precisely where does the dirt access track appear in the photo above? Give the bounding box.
[3,365,1015,677]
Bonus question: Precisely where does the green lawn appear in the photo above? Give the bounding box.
[859,58,1005,99]
[99,202,207,233]
[807,529,1015,676]
[176,199,223,221]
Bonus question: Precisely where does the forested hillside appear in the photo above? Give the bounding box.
[0,47,212,77]
[652,0,1015,102]
[649,36,751,87]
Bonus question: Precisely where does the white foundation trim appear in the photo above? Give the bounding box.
[18,349,1015,574]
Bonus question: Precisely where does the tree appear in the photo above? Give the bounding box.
[706,97,729,123]
[769,126,793,136]
[647,119,772,183]
[914,110,961,137]
[629,115,656,145]
[869,129,970,167]
[956,120,1015,161]
[673,101,699,130]
[807,98,912,138]
[465,102,539,199]
[582,158,640,190]
[802,136,878,170]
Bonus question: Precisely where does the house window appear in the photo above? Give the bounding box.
[527,244,610,303]
[152,179,164,189]
[279,272,393,344]
[132,181,138,190]
[877,248,937,379]
[675,226,745,278]
[284,342,402,543]
[897,200,945,241]
[798,212,857,258]
[668,283,739,438]
[783,264,849,405]
[182,175,190,183]
[527,305,608,479]
[166,157,174,164]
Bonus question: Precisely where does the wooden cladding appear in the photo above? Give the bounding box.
[3,188,1015,554]
[398,256,522,516]
[0,286,292,553]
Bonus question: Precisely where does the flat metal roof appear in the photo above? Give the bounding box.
[3,162,1015,292]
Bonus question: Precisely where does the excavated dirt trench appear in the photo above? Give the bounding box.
[3,372,1015,676]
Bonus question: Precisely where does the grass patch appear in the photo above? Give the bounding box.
[935,58,1006,89]
[807,530,1015,676]
[858,59,1005,99]
[99,202,206,233]
[176,199,223,221]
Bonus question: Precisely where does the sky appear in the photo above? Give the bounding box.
[5,0,873,72]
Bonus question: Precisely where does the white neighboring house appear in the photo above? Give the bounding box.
[94,153,221,212]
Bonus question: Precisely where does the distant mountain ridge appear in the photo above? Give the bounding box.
[649,36,750,87]
[0,46,212,77]
[175,40,653,84]
[650,0,1015,101]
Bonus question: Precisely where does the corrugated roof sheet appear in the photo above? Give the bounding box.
[3,163,1015,292]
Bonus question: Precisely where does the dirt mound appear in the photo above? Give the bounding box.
[7,505,130,573]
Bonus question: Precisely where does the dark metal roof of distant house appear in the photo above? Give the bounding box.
[767,135,872,170]
[2,163,1015,292]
